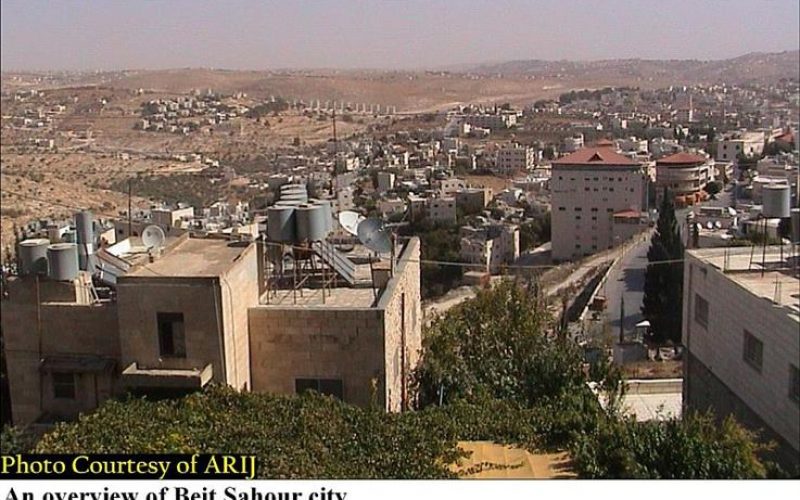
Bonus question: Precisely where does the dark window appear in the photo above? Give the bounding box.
[743,331,763,373]
[295,378,344,399]
[790,365,800,405]
[558,206,566,211]
[157,312,186,358]
[694,294,709,328]
[53,372,75,399]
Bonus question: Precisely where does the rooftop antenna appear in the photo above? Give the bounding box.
[338,211,364,236]
[357,218,393,255]
[142,225,166,251]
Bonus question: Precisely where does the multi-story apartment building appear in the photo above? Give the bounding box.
[655,152,715,205]
[455,187,493,215]
[715,131,765,164]
[462,113,517,131]
[495,143,535,173]
[682,247,799,471]
[459,224,520,273]
[551,147,646,261]
[428,197,457,223]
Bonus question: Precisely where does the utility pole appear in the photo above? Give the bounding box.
[619,295,625,344]
[127,179,132,238]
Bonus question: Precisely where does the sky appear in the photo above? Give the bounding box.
[1,0,798,71]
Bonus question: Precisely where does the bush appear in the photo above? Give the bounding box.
[571,412,768,479]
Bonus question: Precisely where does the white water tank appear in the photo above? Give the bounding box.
[762,184,790,218]
[18,238,49,275]
[47,243,79,281]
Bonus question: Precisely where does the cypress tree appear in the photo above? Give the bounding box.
[642,189,685,344]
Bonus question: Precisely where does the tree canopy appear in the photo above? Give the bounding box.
[642,189,685,344]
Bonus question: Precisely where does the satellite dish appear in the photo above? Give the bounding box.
[142,225,166,249]
[357,218,393,254]
[714,221,722,229]
[706,221,713,230]
[338,210,364,236]
[727,207,737,216]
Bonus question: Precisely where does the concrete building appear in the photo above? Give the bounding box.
[495,143,535,173]
[428,197,457,223]
[459,224,520,273]
[2,225,424,424]
[455,187,492,215]
[715,131,765,164]
[463,113,517,130]
[682,247,799,471]
[655,152,715,205]
[551,147,646,261]
[563,134,584,153]
[435,178,467,197]
[376,171,396,193]
[151,206,195,230]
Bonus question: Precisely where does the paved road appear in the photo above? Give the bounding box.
[603,233,651,342]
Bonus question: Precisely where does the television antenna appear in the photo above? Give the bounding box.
[357,218,393,255]
[142,225,166,250]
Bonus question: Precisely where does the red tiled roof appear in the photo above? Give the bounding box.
[656,152,707,165]
[775,132,794,143]
[593,139,615,147]
[552,147,639,166]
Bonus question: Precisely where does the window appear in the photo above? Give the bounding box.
[743,331,763,373]
[295,378,344,399]
[53,372,75,399]
[157,312,186,358]
[790,365,799,405]
[558,206,566,211]
[694,294,709,328]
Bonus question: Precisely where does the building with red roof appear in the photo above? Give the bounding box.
[551,147,646,261]
[655,151,715,207]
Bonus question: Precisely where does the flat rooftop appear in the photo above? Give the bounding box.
[261,287,376,308]
[689,246,800,320]
[127,237,250,278]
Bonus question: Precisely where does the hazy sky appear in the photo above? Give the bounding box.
[2,0,798,71]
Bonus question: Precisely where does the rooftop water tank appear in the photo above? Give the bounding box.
[266,205,296,243]
[295,203,328,242]
[762,184,790,219]
[316,199,333,233]
[18,238,49,275]
[75,210,95,271]
[47,243,79,281]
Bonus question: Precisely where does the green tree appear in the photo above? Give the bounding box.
[415,281,586,407]
[642,189,685,344]
[705,181,722,199]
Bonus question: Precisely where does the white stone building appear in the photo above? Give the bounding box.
[682,247,799,471]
